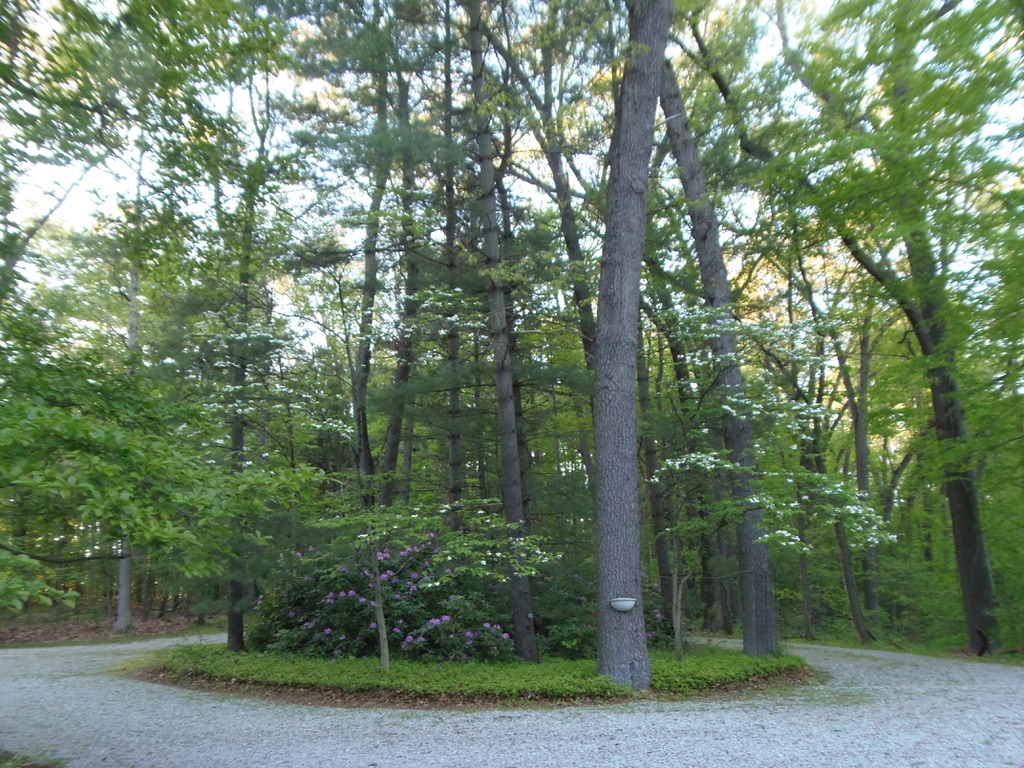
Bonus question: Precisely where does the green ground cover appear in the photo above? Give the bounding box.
[151,643,809,704]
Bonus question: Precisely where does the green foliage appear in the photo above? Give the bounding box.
[0,549,78,613]
[160,645,632,700]
[0,303,297,594]
[649,647,807,695]
[155,643,808,701]
[247,540,519,663]
[0,750,63,768]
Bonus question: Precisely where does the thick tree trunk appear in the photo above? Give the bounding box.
[660,59,777,655]
[592,0,670,690]
[467,0,537,663]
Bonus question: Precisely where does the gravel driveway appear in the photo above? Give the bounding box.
[1,635,1022,768]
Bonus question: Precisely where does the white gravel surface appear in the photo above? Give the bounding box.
[2,634,1023,768]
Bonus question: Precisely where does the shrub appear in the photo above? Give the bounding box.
[247,543,517,663]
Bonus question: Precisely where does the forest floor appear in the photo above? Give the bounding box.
[0,610,212,646]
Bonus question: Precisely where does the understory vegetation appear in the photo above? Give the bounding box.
[153,643,809,703]
[2,0,1023,672]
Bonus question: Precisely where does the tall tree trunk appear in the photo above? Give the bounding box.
[441,0,464,527]
[638,332,673,619]
[797,513,814,640]
[702,11,998,655]
[834,518,872,643]
[659,59,777,655]
[715,520,734,635]
[905,231,996,653]
[834,313,881,628]
[115,544,132,634]
[377,71,420,509]
[351,81,389,502]
[115,253,141,634]
[592,0,670,690]
[466,0,537,662]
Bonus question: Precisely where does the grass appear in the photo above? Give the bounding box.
[0,751,63,768]
[145,643,810,707]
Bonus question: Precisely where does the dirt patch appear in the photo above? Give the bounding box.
[0,613,203,646]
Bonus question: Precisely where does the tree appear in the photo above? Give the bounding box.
[466,0,539,662]
[779,0,1018,652]
[592,0,671,689]
[659,57,778,655]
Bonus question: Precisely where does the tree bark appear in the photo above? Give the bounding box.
[592,0,670,690]
[637,333,673,619]
[467,0,538,663]
[659,58,777,655]
[441,0,464,527]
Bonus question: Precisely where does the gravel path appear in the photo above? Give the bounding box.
[2,635,1022,768]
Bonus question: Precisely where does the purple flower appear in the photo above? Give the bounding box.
[440,615,451,622]
[370,622,377,629]
[501,633,510,639]
[358,597,366,603]
[465,631,474,637]
[428,618,441,626]
[324,628,332,634]
[347,590,356,596]
[416,636,425,643]
[287,611,295,618]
